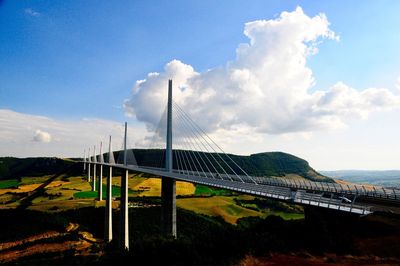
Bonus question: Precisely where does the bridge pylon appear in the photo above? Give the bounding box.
[161,79,177,238]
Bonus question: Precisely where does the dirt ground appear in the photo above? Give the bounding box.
[0,222,100,264]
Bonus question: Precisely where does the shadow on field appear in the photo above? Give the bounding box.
[16,164,80,209]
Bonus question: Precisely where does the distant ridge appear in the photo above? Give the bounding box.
[320,170,400,187]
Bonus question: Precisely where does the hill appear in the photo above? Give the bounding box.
[122,149,331,182]
[235,151,330,181]
[0,157,81,180]
[0,150,331,182]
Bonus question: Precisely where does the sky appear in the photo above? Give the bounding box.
[1,1,400,170]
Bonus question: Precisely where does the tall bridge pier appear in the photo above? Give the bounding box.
[92,146,96,192]
[120,122,129,250]
[161,178,176,237]
[161,79,177,238]
[105,135,113,242]
[87,148,91,182]
[83,149,86,173]
[98,142,103,201]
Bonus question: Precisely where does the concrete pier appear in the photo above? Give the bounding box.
[83,150,86,173]
[88,148,91,182]
[98,142,104,201]
[119,122,129,250]
[161,79,177,237]
[105,165,113,242]
[88,162,91,182]
[105,135,113,242]
[120,169,129,250]
[92,146,96,192]
[98,164,103,200]
[161,177,176,237]
[92,164,96,191]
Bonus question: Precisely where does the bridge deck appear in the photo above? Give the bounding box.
[82,162,394,215]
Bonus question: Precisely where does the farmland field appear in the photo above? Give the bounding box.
[1,166,396,266]
[0,173,303,223]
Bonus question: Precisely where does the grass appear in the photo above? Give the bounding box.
[194,184,232,196]
[110,174,147,189]
[0,174,304,223]
[177,196,262,224]
[268,211,303,220]
[20,176,52,185]
[0,183,42,196]
[0,179,19,189]
[73,191,98,199]
[73,185,131,199]
[177,194,304,224]
[26,199,96,212]
[134,178,196,197]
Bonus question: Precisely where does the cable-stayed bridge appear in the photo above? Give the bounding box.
[82,80,400,251]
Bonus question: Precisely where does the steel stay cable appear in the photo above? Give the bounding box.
[174,108,216,178]
[176,122,200,176]
[173,103,231,179]
[173,109,209,178]
[173,127,202,178]
[173,102,256,184]
[173,102,238,181]
[173,106,218,179]
[173,103,235,181]
[173,102,253,184]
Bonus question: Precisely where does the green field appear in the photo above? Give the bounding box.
[73,185,137,199]
[0,173,304,224]
[194,184,233,196]
[177,195,303,224]
[0,155,324,223]
[0,179,19,189]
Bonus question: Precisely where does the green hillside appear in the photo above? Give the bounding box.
[1,150,330,182]
[246,152,329,181]
[0,157,80,180]
[115,149,331,182]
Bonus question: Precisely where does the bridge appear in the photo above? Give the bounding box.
[82,80,400,251]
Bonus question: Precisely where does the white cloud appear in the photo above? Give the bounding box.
[124,7,400,138]
[33,130,51,143]
[396,77,400,91]
[24,8,41,17]
[0,109,147,158]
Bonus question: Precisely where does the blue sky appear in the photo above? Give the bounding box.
[1,1,400,169]
[2,1,399,119]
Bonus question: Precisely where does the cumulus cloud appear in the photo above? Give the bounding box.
[124,7,400,136]
[396,77,400,91]
[33,130,51,143]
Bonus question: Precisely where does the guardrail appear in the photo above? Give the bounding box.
[293,190,371,215]
[169,167,400,201]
